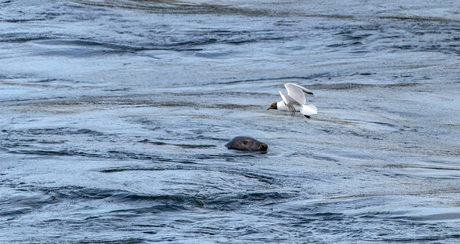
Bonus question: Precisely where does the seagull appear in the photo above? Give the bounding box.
[267,83,318,119]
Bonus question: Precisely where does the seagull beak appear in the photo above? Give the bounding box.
[267,107,272,111]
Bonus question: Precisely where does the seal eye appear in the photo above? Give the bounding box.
[243,141,248,145]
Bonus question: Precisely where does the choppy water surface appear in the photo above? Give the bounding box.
[2,0,460,243]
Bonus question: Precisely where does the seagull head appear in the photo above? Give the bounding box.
[267,102,277,111]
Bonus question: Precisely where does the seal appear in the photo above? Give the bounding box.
[225,136,268,151]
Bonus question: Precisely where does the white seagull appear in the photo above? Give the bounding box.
[267,83,318,119]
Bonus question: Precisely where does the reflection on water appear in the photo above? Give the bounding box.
[1,0,460,242]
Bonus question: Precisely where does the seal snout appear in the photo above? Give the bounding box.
[259,143,268,151]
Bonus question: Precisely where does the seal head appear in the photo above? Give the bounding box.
[225,136,268,151]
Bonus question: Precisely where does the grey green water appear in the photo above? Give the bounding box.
[1,0,460,243]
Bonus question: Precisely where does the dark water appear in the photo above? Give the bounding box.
[2,0,460,243]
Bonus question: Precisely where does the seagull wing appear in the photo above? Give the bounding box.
[285,83,313,105]
[286,83,314,95]
[279,91,300,117]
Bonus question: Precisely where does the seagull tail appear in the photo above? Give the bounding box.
[300,103,318,116]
